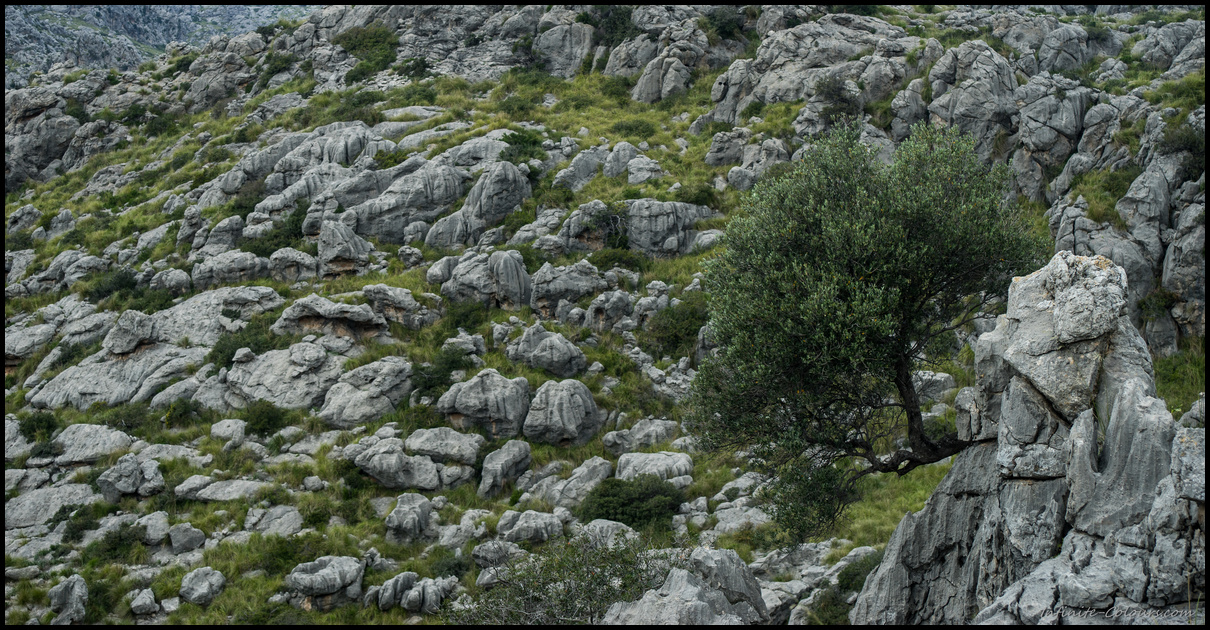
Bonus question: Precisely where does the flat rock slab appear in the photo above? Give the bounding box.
[6,483,103,529]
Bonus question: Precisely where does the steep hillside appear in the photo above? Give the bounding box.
[4,5,320,89]
[4,4,1205,625]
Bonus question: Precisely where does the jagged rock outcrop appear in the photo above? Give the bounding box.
[436,368,530,439]
[522,378,605,446]
[317,356,412,428]
[852,252,1205,624]
[440,250,532,310]
[529,260,607,319]
[270,293,389,341]
[504,323,587,378]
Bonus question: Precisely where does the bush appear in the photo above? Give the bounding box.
[6,230,33,251]
[83,269,138,303]
[48,340,99,372]
[64,98,90,124]
[1158,123,1205,179]
[740,99,766,120]
[703,7,745,42]
[205,308,293,369]
[836,548,884,592]
[431,551,472,579]
[241,399,293,437]
[243,206,306,258]
[587,201,630,250]
[611,118,657,139]
[394,57,431,80]
[496,95,534,118]
[638,290,709,360]
[675,182,720,208]
[171,52,199,75]
[601,76,636,104]
[396,82,437,106]
[500,128,546,164]
[257,52,297,89]
[333,23,399,85]
[19,411,60,442]
[576,6,642,48]
[81,524,148,567]
[444,532,684,624]
[589,247,650,273]
[412,346,475,398]
[579,474,685,530]
[816,75,861,125]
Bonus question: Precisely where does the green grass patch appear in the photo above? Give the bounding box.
[1154,336,1205,418]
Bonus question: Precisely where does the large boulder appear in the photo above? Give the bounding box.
[48,574,88,625]
[496,509,563,544]
[363,283,442,330]
[625,199,715,257]
[616,451,693,481]
[520,455,613,509]
[384,493,434,544]
[270,294,389,341]
[350,437,440,491]
[318,220,374,278]
[95,453,164,503]
[927,39,1019,162]
[284,556,364,611]
[477,439,532,498]
[425,161,531,248]
[404,427,486,465]
[347,160,467,244]
[6,484,102,530]
[529,260,607,319]
[223,341,344,410]
[522,379,606,446]
[504,323,587,378]
[317,356,413,428]
[852,253,1202,624]
[191,250,271,289]
[440,250,532,310]
[179,567,225,606]
[436,368,531,439]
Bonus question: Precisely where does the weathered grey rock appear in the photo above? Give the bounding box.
[102,310,157,355]
[529,260,607,319]
[603,417,679,456]
[363,283,441,330]
[318,220,373,278]
[5,417,33,462]
[285,555,364,605]
[496,509,563,544]
[585,289,634,333]
[440,250,531,310]
[384,493,433,544]
[441,329,486,356]
[269,247,317,284]
[194,215,244,259]
[927,40,1019,162]
[169,522,207,554]
[617,451,693,481]
[436,368,530,439]
[130,588,158,616]
[95,453,164,502]
[505,323,587,377]
[627,155,664,184]
[136,511,170,545]
[425,161,531,248]
[1170,427,1204,502]
[625,198,715,257]
[318,356,412,428]
[192,250,271,289]
[690,547,769,621]
[705,128,751,166]
[553,145,607,192]
[348,160,467,244]
[404,427,485,465]
[477,439,532,498]
[179,567,225,606]
[472,540,526,569]
[522,378,605,446]
[913,371,956,403]
[520,455,612,509]
[149,268,191,295]
[604,141,640,178]
[508,206,565,245]
[352,437,439,491]
[222,341,343,410]
[194,479,271,502]
[534,22,595,79]
[271,294,389,341]
[396,245,424,268]
[53,423,132,466]
[48,574,88,625]
[1132,19,1204,71]
[245,505,304,537]
[151,285,285,347]
[7,204,42,233]
[601,567,754,624]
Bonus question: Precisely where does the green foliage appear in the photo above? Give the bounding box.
[257,52,297,89]
[638,290,709,360]
[64,98,90,124]
[6,230,33,251]
[1154,336,1205,418]
[1139,287,1180,322]
[396,82,437,106]
[703,7,745,42]
[412,346,475,398]
[587,201,630,250]
[589,247,651,273]
[81,524,148,567]
[241,400,296,437]
[611,118,657,140]
[1070,165,1142,230]
[430,551,472,579]
[242,206,306,258]
[393,57,431,80]
[577,6,642,48]
[689,121,1046,541]
[333,23,399,85]
[82,269,137,303]
[601,75,636,104]
[18,411,60,442]
[48,340,100,373]
[205,307,293,369]
[836,548,884,592]
[495,95,534,118]
[445,532,684,624]
[499,129,546,165]
[740,100,766,120]
[171,52,199,75]
[1158,121,1206,179]
[579,474,685,530]
[815,76,861,126]
[802,585,852,625]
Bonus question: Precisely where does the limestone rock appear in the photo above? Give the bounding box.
[505,323,587,378]
[49,574,88,625]
[363,283,441,330]
[179,567,225,606]
[496,509,563,544]
[318,356,413,428]
[271,293,389,341]
[440,250,532,310]
[521,455,612,509]
[436,368,530,439]
[477,439,532,498]
[404,427,485,465]
[522,378,605,446]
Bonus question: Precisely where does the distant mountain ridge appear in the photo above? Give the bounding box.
[4,5,320,88]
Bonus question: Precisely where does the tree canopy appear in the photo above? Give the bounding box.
[688,120,1046,540]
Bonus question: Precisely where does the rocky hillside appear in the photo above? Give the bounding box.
[4,4,1205,625]
[5,5,320,89]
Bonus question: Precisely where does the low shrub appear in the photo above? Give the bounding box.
[675,182,720,208]
[81,524,148,567]
[579,474,685,530]
[589,248,650,273]
[638,290,709,360]
[412,346,475,398]
[500,129,546,164]
[333,23,399,85]
[241,399,294,437]
[836,548,884,593]
[1158,123,1205,179]
[611,118,657,140]
[242,206,306,258]
[19,411,60,442]
[205,307,293,369]
[444,532,684,624]
[576,6,641,48]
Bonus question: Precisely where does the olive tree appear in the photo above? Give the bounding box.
[688,120,1046,540]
